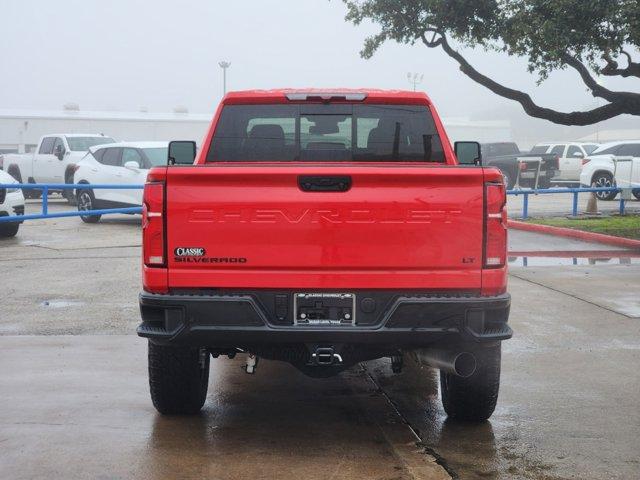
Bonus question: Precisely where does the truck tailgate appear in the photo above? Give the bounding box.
[165,165,484,290]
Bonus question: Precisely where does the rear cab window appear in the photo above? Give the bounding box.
[530,145,550,154]
[206,104,444,162]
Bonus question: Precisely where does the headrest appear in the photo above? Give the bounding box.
[248,124,285,141]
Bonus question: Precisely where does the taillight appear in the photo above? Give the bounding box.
[582,158,591,165]
[142,182,165,267]
[484,182,507,268]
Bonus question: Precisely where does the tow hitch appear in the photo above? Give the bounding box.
[311,346,343,366]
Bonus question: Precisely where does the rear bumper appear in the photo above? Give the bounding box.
[138,290,512,347]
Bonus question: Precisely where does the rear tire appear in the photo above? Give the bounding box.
[0,222,19,238]
[77,189,101,223]
[440,344,501,422]
[633,189,640,200]
[537,177,551,189]
[592,172,617,201]
[148,342,210,415]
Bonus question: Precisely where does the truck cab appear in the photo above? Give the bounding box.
[137,89,511,421]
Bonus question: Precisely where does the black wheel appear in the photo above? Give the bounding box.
[591,172,617,201]
[501,170,515,189]
[537,177,551,189]
[77,189,101,223]
[148,342,210,415]
[440,344,501,422]
[0,222,19,238]
[633,189,640,200]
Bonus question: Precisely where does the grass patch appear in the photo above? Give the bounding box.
[526,215,640,240]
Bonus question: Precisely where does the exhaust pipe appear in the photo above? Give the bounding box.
[412,349,477,378]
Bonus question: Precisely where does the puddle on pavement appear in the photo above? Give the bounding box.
[508,255,640,267]
[41,299,86,309]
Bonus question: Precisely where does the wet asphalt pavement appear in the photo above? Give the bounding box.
[0,199,639,479]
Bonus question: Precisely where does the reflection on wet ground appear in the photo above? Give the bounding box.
[0,336,448,480]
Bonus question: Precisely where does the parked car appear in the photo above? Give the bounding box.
[580,141,640,200]
[73,141,168,223]
[0,169,25,237]
[481,142,559,189]
[138,89,512,421]
[1,134,115,203]
[530,142,600,185]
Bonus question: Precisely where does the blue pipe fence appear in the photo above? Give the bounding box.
[506,186,628,220]
[0,183,143,223]
[0,183,634,223]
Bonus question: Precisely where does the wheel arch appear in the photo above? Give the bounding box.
[7,164,22,182]
[64,164,77,183]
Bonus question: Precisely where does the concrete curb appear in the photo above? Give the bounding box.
[508,219,640,250]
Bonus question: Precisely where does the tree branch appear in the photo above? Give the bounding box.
[421,33,640,126]
[561,54,640,103]
[601,51,640,78]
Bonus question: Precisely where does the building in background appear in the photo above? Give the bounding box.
[0,107,211,154]
[0,107,511,154]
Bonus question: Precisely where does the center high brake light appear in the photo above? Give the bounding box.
[142,182,165,267]
[484,181,507,268]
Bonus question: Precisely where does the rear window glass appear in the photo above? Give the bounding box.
[482,143,519,157]
[583,144,599,154]
[142,147,169,166]
[206,104,444,162]
[593,145,620,155]
[530,145,549,154]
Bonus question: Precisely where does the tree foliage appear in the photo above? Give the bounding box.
[343,0,640,125]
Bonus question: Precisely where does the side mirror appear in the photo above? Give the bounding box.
[168,140,197,165]
[454,141,482,166]
[54,144,65,160]
[124,160,140,170]
[572,151,584,158]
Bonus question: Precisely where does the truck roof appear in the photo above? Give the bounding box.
[223,89,432,104]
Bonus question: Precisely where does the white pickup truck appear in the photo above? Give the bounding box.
[0,134,115,202]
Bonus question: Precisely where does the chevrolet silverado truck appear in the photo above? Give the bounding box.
[138,89,512,421]
[481,142,559,189]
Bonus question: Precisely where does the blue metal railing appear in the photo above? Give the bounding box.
[507,186,627,219]
[1,183,635,223]
[0,183,143,223]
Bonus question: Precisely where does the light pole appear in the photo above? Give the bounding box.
[219,61,231,96]
[407,72,424,91]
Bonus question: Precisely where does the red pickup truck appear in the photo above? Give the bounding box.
[138,89,511,421]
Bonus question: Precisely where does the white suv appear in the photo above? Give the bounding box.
[73,142,168,223]
[579,141,640,200]
[530,142,600,184]
[0,169,25,237]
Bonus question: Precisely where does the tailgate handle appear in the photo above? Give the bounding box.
[298,176,352,192]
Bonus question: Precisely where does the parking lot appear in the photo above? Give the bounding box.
[1,198,639,480]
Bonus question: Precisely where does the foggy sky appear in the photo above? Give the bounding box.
[1,0,638,121]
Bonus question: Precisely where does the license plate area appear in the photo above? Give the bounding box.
[294,293,355,326]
